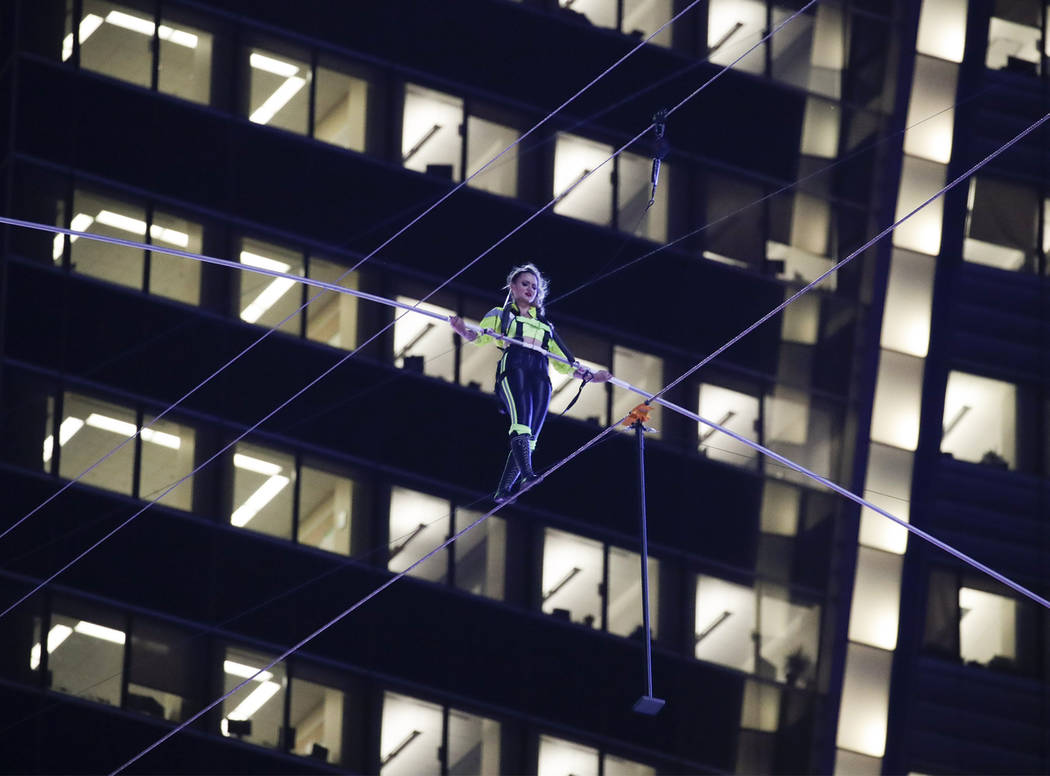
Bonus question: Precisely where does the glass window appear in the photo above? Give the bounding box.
[541,528,602,628]
[893,155,946,257]
[848,547,902,650]
[707,0,766,74]
[987,1,1042,73]
[239,238,305,333]
[835,642,891,758]
[880,249,935,358]
[52,392,136,496]
[959,586,1017,665]
[858,443,912,555]
[67,1,154,87]
[549,355,608,423]
[604,753,655,776]
[388,486,450,584]
[465,114,519,197]
[964,177,1038,272]
[289,667,345,765]
[66,189,146,290]
[128,618,202,722]
[694,575,754,670]
[148,210,202,305]
[453,507,506,600]
[230,442,295,539]
[916,0,967,62]
[611,346,662,438]
[33,600,125,707]
[538,734,599,776]
[221,646,286,748]
[698,383,760,468]
[457,312,493,390]
[553,133,614,226]
[139,413,195,511]
[380,691,442,776]
[157,10,212,104]
[298,463,356,556]
[402,85,463,180]
[903,55,958,165]
[247,47,311,133]
[869,349,924,451]
[622,0,673,47]
[448,707,501,775]
[801,96,840,158]
[314,61,371,152]
[607,546,659,639]
[393,296,456,381]
[617,152,668,243]
[305,260,359,349]
[760,480,800,537]
[703,173,763,269]
[941,371,1017,470]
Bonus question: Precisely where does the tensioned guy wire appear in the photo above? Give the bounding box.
[0,2,822,615]
[0,0,705,544]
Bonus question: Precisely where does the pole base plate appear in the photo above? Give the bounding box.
[633,695,666,715]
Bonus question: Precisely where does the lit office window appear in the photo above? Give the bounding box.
[801,96,840,158]
[538,734,599,776]
[617,152,668,243]
[247,47,311,133]
[230,443,295,540]
[542,528,603,628]
[553,133,614,226]
[760,480,800,536]
[402,85,463,180]
[780,286,820,344]
[880,248,935,358]
[139,413,195,511]
[835,642,891,758]
[298,463,356,556]
[458,311,493,390]
[708,0,766,74]
[916,0,967,62]
[858,443,912,555]
[607,546,659,639]
[959,586,1018,666]
[221,646,286,748]
[848,547,902,650]
[33,602,125,707]
[604,753,655,776]
[770,5,817,91]
[557,0,616,30]
[388,487,450,584]
[448,708,501,775]
[698,383,760,468]
[740,679,781,733]
[289,667,345,764]
[65,190,146,290]
[314,61,371,152]
[549,355,608,423]
[148,210,202,305]
[394,296,456,381]
[703,173,763,269]
[941,371,1017,470]
[987,1,1042,73]
[128,618,201,722]
[453,507,506,600]
[305,260,359,349]
[869,349,924,451]
[963,177,1038,272]
[903,55,958,164]
[51,392,136,496]
[622,0,673,47]
[381,692,443,776]
[65,1,153,87]
[157,11,212,104]
[465,114,519,197]
[611,346,662,438]
[893,155,946,257]
[238,238,305,333]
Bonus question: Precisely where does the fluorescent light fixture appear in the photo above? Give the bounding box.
[250,76,307,125]
[95,209,147,235]
[60,212,97,257]
[29,624,73,670]
[249,52,300,77]
[233,453,283,476]
[224,680,281,727]
[74,620,126,645]
[223,659,273,682]
[231,475,290,527]
[240,251,291,272]
[62,14,104,61]
[158,25,199,48]
[43,416,85,463]
[239,250,298,323]
[104,11,197,49]
[52,235,64,261]
[149,224,190,247]
[140,428,181,450]
[86,413,137,437]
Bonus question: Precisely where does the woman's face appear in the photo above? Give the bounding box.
[510,272,538,307]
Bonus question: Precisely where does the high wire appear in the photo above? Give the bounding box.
[0,2,821,613]
[0,0,706,545]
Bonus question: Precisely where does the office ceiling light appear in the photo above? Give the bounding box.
[61,14,104,61]
[249,52,300,77]
[83,413,182,450]
[239,251,298,322]
[224,659,273,682]
[43,416,85,463]
[231,475,290,527]
[249,75,307,126]
[56,212,97,259]
[233,453,283,476]
[105,11,199,48]
[225,680,281,724]
[29,624,74,670]
[90,209,191,247]
[140,428,181,449]
[74,620,126,644]
[149,224,190,247]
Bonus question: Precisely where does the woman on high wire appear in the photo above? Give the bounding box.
[451,263,611,502]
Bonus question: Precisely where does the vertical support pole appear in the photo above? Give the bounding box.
[632,417,665,716]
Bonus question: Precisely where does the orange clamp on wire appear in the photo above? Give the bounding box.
[623,403,652,427]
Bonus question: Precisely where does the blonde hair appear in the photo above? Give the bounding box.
[503,263,549,315]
